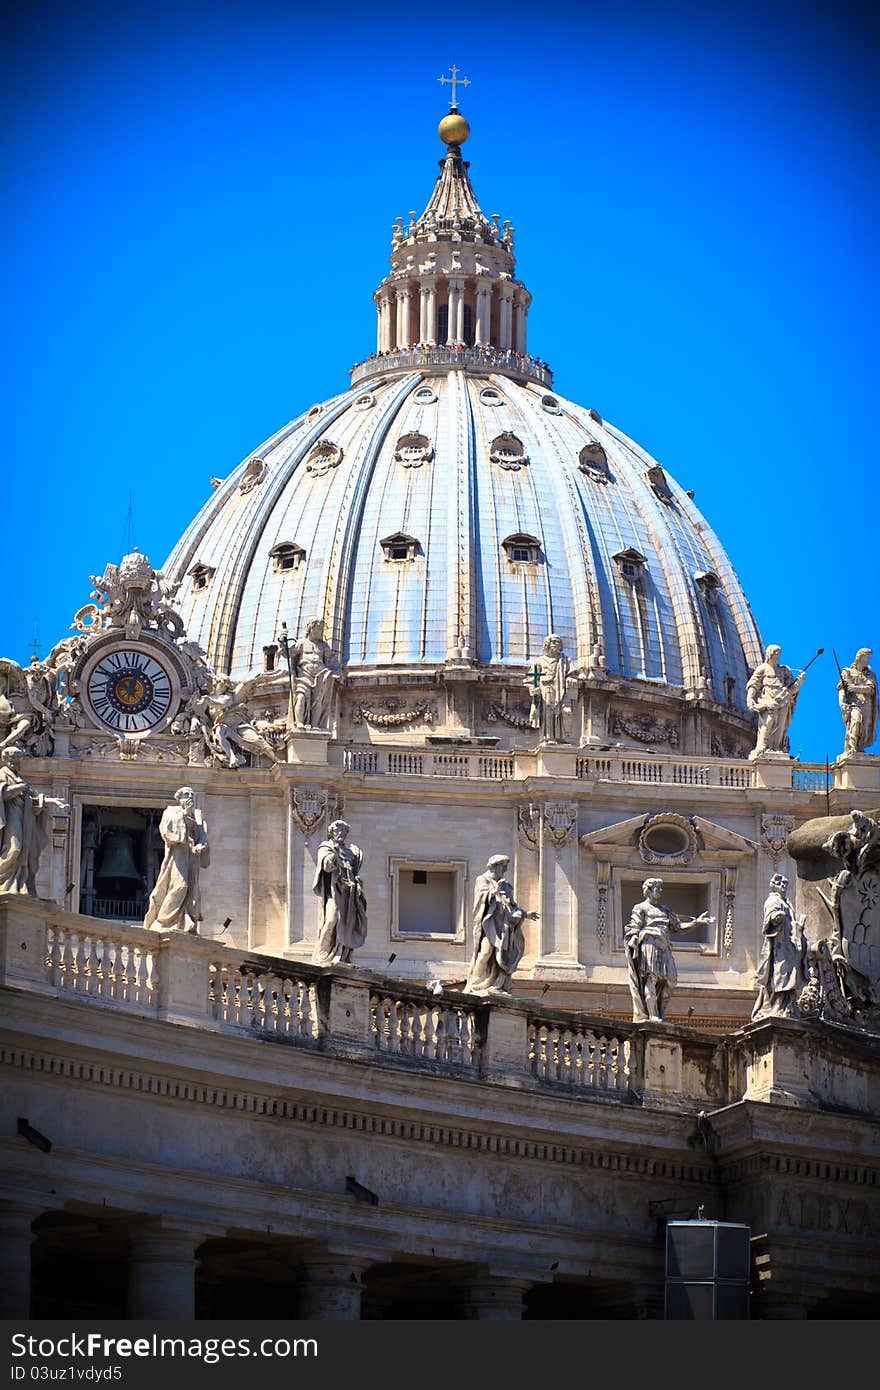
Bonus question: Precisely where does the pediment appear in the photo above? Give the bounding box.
[580,812,757,860]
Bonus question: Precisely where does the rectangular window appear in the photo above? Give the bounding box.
[389,858,468,941]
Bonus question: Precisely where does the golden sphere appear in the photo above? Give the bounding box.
[438,112,470,146]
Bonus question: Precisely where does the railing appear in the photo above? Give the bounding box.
[529,1017,633,1092]
[350,345,553,389]
[576,754,754,789]
[371,990,482,1069]
[46,922,159,1011]
[792,767,832,792]
[342,746,514,780]
[91,897,147,922]
[209,961,321,1040]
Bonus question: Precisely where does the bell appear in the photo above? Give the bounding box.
[95,830,140,883]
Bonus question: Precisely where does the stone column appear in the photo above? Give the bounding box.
[446,278,463,345]
[424,282,437,344]
[378,294,393,353]
[375,297,383,354]
[497,284,514,351]
[475,284,492,346]
[296,1254,372,1320]
[126,1228,205,1319]
[514,292,529,355]
[395,289,412,351]
[461,1273,532,1319]
[0,1201,41,1318]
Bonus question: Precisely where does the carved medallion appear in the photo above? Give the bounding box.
[761,813,794,859]
[239,457,266,494]
[543,801,577,848]
[517,803,540,850]
[291,787,329,836]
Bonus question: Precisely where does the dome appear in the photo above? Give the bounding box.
[164,110,764,728]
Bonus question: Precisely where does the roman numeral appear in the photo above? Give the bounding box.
[147,698,167,718]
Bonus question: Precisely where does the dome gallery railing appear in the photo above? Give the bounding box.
[350,344,554,388]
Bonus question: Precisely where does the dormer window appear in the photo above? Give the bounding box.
[578,443,610,483]
[647,465,674,504]
[354,393,375,411]
[381,532,420,562]
[263,644,278,673]
[307,404,323,420]
[188,563,215,592]
[414,385,438,403]
[541,395,561,414]
[394,431,433,468]
[502,533,541,565]
[270,542,305,574]
[695,570,721,602]
[613,548,647,583]
[489,433,528,470]
[239,457,266,494]
[306,440,343,476]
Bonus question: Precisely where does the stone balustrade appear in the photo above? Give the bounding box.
[350,345,553,388]
[333,742,853,795]
[2,897,879,1120]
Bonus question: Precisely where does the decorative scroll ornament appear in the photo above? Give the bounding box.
[489,432,528,470]
[350,698,436,728]
[239,456,267,494]
[638,813,698,866]
[610,710,680,746]
[517,802,540,850]
[761,813,794,860]
[306,440,343,476]
[543,801,577,848]
[722,866,737,957]
[83,551,185,639]
[596,860,610,948]
[394,432,433,468]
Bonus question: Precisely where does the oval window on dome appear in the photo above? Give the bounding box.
[480,387,503,406]
[394,432,433,468]
[414,385,438,404]
[489,433,528,470]
[354,393,375,411]
[307,404,323,420]
[541,395,561,414]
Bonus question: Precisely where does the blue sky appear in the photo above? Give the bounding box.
[2,0,877,763]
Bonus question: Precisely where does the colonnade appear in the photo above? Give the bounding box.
[376,278,529,354]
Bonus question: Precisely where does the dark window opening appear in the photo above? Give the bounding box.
[412,869,428,885]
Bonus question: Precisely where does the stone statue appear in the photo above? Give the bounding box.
[312,819,368,966]
[838,648,878,756]
[816,809,880,1017]
[285,619,341,731]
[464,854,538,996]
[199,677,280,768]
[0,660,37,752]
[624,877,714,1022]
[751,873,808,1020]
[746,645,805,759]
[525,634,573,743]
[144,787,210,933]
[0,747,67,895]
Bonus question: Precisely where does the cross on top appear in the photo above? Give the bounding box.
[438,64,470,110]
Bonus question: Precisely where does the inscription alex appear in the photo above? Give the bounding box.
[776,1191,880,1238]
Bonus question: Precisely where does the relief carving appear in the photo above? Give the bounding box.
[350,698,436,728]
[610,709,679,746]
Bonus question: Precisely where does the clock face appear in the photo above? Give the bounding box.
[85,648,174,734]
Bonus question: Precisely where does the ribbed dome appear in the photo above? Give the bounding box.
[164,368,764,713]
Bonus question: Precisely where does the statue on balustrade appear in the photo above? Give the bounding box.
[818,809,880,1018]
[525,634,573,743]
[837,648,878,757]
[464,854,539,996]
[200,676,281,767]
[751,874,808,1020]
[144,787,210,933]
[280,618,341,731]
[746,644,806,759]
[0,746,67,895]
[0,657,61,758]
[625,877,714,1022]
[312,819,368,966]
